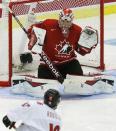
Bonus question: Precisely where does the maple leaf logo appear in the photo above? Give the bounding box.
[55,40,73,55]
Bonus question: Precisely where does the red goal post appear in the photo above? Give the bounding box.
[0,0,104,86]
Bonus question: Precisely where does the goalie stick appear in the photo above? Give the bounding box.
[3,3,64,84]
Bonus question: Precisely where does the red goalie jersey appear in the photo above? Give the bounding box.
[28,19,82,64]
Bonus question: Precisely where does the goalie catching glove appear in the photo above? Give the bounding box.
[77,26,98,56]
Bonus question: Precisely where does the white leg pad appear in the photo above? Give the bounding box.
[11,82,63,98]
[64,75,115,95]
[11,75,64,97]
[64,79,95,95]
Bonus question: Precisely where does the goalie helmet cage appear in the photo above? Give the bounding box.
[0,0,104,86]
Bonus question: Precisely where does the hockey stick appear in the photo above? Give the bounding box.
[4,3,64,84]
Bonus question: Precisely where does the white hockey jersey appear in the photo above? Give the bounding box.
[7,101,61,131]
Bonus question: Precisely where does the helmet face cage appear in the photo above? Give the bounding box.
[44,89,61,109]
[59,9,74,29]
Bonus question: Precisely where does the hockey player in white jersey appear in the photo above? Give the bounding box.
[2,89,61,131]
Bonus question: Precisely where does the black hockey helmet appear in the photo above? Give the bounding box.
[44,89,61,109]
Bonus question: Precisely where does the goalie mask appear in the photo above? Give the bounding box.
[59,9,74,36]
[44,89,61,109]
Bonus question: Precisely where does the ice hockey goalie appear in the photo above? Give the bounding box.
[10,9,115,98]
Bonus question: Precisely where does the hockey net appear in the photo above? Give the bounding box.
[0,0,104,86]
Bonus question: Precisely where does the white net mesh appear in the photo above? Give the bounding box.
[0,0,9,83]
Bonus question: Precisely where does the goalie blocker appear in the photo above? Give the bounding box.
[10,74,115,97]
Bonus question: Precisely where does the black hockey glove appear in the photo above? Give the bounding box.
[2,115,16,129]
[20,52,33,64]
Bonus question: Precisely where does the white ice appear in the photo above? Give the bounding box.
[0,13,116,131]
